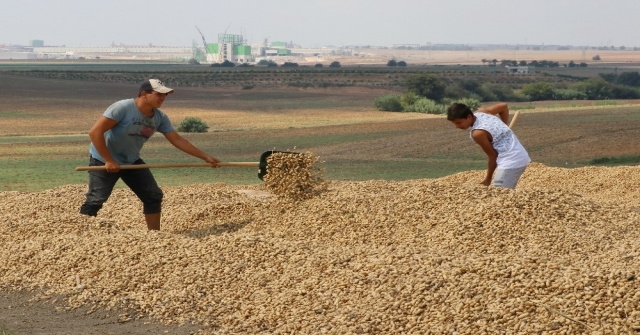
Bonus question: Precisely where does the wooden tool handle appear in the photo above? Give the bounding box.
[508,110,521,129]
[75,162,259,171]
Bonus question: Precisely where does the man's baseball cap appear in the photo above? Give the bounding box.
[139,79,174,94]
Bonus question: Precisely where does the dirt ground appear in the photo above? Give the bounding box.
[337,48,640,66]
[0,291,204,335]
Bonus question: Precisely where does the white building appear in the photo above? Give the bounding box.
[505,66,535,74]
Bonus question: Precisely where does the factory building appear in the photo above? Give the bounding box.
[201,33,254,64]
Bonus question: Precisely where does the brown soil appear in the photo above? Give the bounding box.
[0,290,203,335]
[339,48,640,66]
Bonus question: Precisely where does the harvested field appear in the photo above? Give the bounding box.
[1,163,639,334]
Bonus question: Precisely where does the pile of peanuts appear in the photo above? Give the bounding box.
[0,163,639,334]
[263,151,326,203]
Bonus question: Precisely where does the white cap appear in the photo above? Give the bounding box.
[139,79,174,94]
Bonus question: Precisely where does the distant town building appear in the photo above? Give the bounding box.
[29,40,44,47]
[505,65,535,74]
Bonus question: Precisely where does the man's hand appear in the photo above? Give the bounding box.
[105,161,120,173]
[205,155,221,168]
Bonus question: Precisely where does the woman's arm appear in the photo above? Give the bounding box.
[471,129,498,186]
[477,103,509,124]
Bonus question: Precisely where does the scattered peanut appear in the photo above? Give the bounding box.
[0,162,638,334]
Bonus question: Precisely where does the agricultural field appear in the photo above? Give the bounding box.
[1,57,629,93]
[0,69,639,192]
[0,64,571,91]
[1,65,639,334]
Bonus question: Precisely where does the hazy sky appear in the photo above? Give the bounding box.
[1,0,638,48]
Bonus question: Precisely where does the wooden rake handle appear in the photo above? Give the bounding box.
[508,110,521,129]
[75,162,259,171]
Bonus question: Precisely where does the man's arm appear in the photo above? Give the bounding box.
[476,103,509,125]
[88,116,120,172]
[471,129,498,186]
[163,131,220,167]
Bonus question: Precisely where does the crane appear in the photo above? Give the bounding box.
[195,25,208,54]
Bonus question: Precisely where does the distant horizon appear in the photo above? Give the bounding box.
[3,0,640,48]
[2,41,638,49]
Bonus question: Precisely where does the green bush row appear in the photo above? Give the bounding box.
[374,93,481,115]
[375,73,640,113]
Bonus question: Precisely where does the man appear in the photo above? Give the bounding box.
[447,102,530,189]
[79,79,220,230]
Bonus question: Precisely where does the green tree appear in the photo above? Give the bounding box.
[258,59,277,67]
[615,71,640,87]
[210,60,235,67]
[405,74,447,102]
[314,63,323,68]
[177,117,209,133]
[521,82,555,101]
[610,84,640,99]
[387,59,398,66]
[329,61,341,68]
[397,61,407,67]
[576,78,614,100]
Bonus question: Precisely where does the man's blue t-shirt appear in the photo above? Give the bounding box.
[90,99,175,164]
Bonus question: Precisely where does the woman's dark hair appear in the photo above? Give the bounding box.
[447,103,473,121]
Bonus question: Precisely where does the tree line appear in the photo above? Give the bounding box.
[375,71,640,114]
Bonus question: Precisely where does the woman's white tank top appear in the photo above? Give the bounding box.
[470,112,531,169]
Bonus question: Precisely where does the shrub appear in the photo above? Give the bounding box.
[329,61,341,68]
[599,73,617,83]
[258,59,278,67]
[404,98,446,114]
[521,82,555,101]
[552,88,587,100]
[387,60,398,66]
[177,117,209,133]
[444,98,482,111]
[444,85,473,100]
[400,92,420,109]
[210,60,235,67]
[482,83,525,101]
[314,63,323,68]
[574,78,614,100]
[397,61,407,67]
[374,94,403,112]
